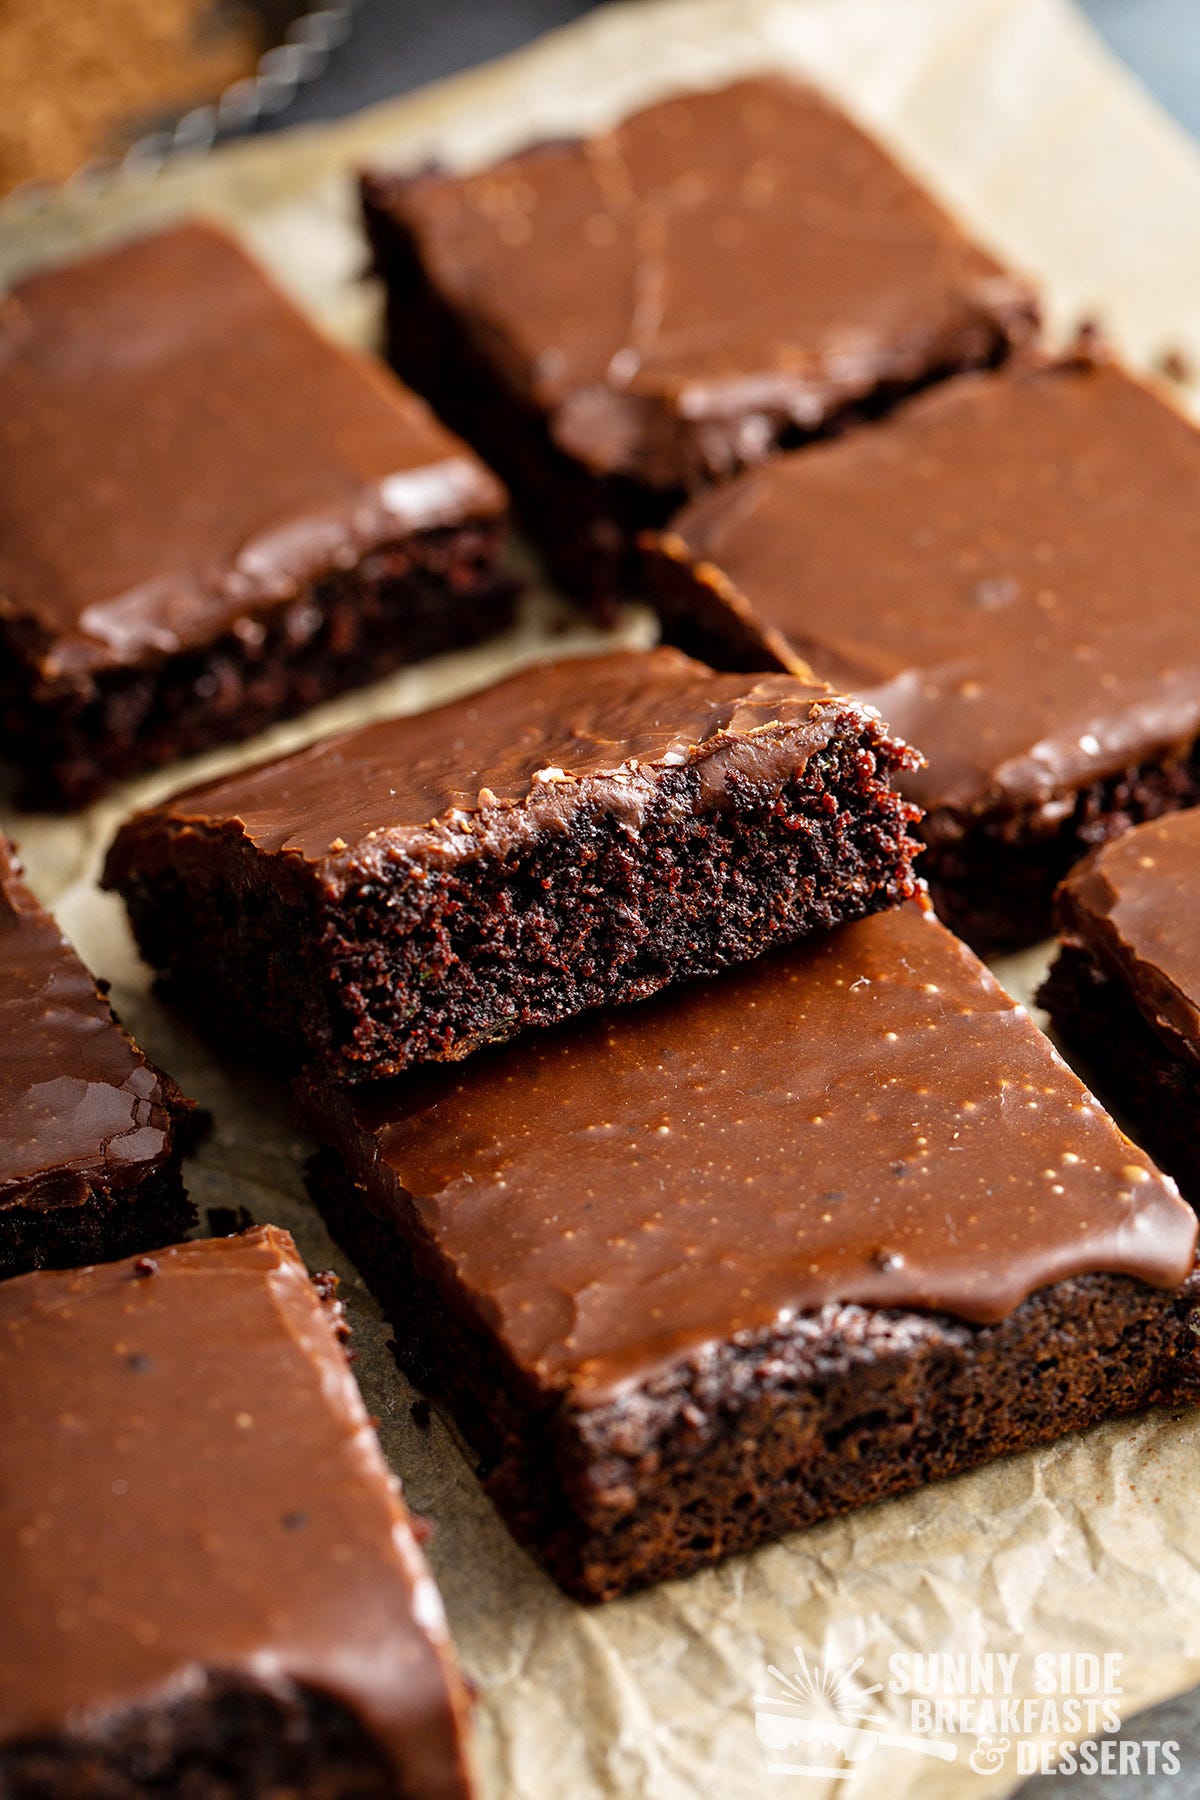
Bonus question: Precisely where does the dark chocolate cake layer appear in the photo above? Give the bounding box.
[1041,809,1200,1210]
[363,76,1036,600]
[647,353,1200,951]
[0,221,511,806]
[0,1228,474,1799]
[105,648,921,1082]
[301,904,1200,1599]
[0,837,192,1280]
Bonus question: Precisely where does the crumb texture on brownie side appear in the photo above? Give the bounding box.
[107,709,920,1079]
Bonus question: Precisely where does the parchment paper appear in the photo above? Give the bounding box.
[4,4,1200,1795]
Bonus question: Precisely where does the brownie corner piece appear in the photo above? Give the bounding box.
[0,1226,474,1798]
[104,647,922,1082]
[361,74,1037,602]
[300,904,1200,1601]
[0,218,512,808]
[0,837,193,1281]
[1040,809,1200,1210]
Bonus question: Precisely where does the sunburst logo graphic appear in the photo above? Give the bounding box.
[766,1651,883,1724]
[755,1650,958,1779]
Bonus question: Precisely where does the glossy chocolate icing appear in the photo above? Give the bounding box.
[0,1227,472,1799]
[303,904,1197,1405]
[0,221,504,683]
[0,838,177,1202]
[655,356,1200,822]
[1056,809,1200,1064]
[105,648,895,876]
[379,77,1035,490]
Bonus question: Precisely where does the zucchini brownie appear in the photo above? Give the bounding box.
[301,903,1200,1601]
[104,648,920,1081]
[0,1227,473,1799]
[648,351,1200,951]
[1041,808,1200,1209]
[0,836,192,1280]
[0,220,510,806]
[362,76,1036,601]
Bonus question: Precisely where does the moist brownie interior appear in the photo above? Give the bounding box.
[104,648,921,1081]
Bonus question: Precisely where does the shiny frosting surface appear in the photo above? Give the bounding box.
[1058,809,1200,1063]
[306,905,1196,1404]
[109,649,866,866]
[0,838,173,1201]
[0,221,503,681]
[663,358,1200,816]
[0,1228,471,1799]
[384,77,1031,484]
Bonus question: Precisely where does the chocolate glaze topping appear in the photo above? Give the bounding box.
[1056,810,1200,1064]
[656,357,1200,820]
[106,648,899,877]
[0,839,176,1202]
[0,1227,472,1799]
[303,904,1196,1404]
[0,221,504,682]
[379,77,1035,490]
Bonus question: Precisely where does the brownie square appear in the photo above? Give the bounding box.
[0,1227,473,1798]
[647,351,1200,953]
[300,903,1200,1602]
[362,76,1036,602]
[103,647,921,1082]
[0,220,512,807]
[1040,809,1200,1209]
[0,836,193,1280]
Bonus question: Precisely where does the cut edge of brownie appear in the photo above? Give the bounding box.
[105,707,922,1082]
[0,1237,466,1798]
[0,1058,195,1283]
[361,171,1035,607]
[1039,942,1200,1211]
[1,520,516,811]
[645,535,1200,955]
[307,1149,1200,1604]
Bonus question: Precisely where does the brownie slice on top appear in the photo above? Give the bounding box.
[104,647,921,1082]
[301,902,1200,1601]
[0,836,192,1281]
[0,1227,474,1799]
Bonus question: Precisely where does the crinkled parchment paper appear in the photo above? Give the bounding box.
[4,3,1200,1795]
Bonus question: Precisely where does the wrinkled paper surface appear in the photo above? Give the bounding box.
[4,3,1200,1794]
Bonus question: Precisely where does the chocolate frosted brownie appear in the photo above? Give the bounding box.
[0,1226,473,1799]
[301,903,1200,1602]
[0,221,511,807]
[648,352,1200,952]
[104,647,920,1082]
[1041,809,1200,1209]
[0,837,192,1280]
[362,77,1036,601]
